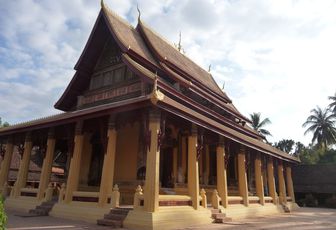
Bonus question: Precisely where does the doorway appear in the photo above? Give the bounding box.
[160,147,174,188]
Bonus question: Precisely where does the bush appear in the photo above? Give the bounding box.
[0,196,6,230]
[325,195,336,209]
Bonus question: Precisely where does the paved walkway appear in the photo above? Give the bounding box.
[6,207,336,230]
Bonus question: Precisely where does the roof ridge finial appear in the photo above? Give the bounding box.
[137,3,141,21]
[101,0,105,9]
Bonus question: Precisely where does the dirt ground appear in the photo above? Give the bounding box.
[6,207,336,230]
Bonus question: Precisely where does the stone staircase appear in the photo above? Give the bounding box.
[211,209,232,223]
[97,207,132,228]
[281,203,291,213]
[28,200,57,216]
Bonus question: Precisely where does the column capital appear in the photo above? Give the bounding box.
[48,128,55,139]
[75,120,84,135]
[217,136,225,146]
[108,115,117,129]
[149,109,161,122]
[190,123,197,136]
[25,132,32,142]
[239,145,246,154]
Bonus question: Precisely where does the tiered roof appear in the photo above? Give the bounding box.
[0,2,299,163]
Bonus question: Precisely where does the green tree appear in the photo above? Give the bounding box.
[328,92,336,114]
[274,139,295,153]
[0,196,6,229]
[249,112,272,138]
[299,144,320,164]
[0,118,9,128]
[294,141,306,157]
[302,106,336,150]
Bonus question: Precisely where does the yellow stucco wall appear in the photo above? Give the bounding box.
[114,122,139,181]
[79,133,93,186]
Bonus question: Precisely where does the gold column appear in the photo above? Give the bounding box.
[144,110,161,212]
[98,116,117,207]
[205,145,210,185]
[172,129,178,184]
[216,137,228,208]
[37,129,56,200]
[181,136,187,183]
[267,158,277,204]
[237,146,249,206]
[14,133,33,197]
[0,137,14,189]
[64,121,84,203]
[188,124,199,210]
[254,153,265,205]
[285,166,295,202]
[278,162,287,204]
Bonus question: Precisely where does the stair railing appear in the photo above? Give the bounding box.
[110,184,120,208]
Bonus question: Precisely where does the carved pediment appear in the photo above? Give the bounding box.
[94,38,122,71]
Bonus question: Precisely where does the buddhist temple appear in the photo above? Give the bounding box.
[0,2,299,229]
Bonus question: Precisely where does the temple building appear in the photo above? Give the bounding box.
[0,2,299,229]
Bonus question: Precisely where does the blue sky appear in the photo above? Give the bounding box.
[0,0,336,145]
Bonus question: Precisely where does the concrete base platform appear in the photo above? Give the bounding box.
[124,206,212,230]
[223,202,299,219]
[49,201,111,224]
[5,196,41,212]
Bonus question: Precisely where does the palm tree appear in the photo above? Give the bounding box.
[250,112,272,138]
[328,92,336,114]
[302,106,336,150]
[274,139,295,153]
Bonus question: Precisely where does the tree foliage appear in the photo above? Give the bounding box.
[328,92,336,114]
[0,196,6,229]
[274,139,295,153]
[302,106,336,150]
[249,112,272,138]
[0,118,9,128]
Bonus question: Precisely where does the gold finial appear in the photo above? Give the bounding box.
[150,72,165,105]
[101,0,105,8]
[153,71,158,91]
[137,4,141,21]
[208,64,211,72]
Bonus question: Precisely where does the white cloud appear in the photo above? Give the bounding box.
[0,0,336,146]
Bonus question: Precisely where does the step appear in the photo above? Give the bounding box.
[97,219,122,228]
[110,208,131,215]
[36,206,52,210]
[104,213,126,221]
[211,209,221,214]
[39,204,54,208]
[213,217,233,224]
[212,213,226,219]
[29,209,48,216]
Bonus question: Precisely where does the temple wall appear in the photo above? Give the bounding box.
[114,122,139,181]
[79,133,93,187]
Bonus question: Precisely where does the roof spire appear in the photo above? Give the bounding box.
[137,4,141,21]
[101,0,105,9]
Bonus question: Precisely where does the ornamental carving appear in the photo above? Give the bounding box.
[36,145,47,159]
[18,144,25,159]
[224,153,230,169]
[245,154,250,172]
[197,133,204,160]
[157,113,166,150]
[0,144,5,158]
[143,112,151,153]
[83,82,141,105]
[224,144,230,169]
